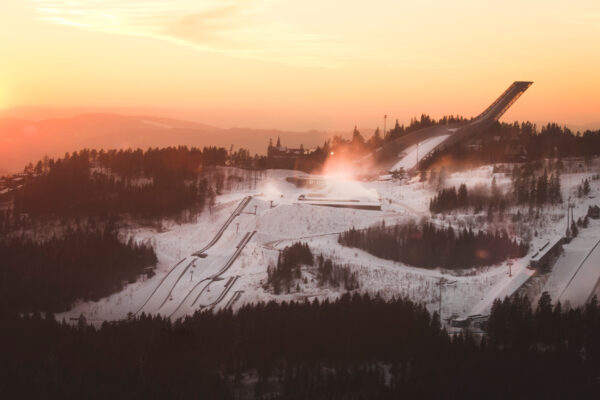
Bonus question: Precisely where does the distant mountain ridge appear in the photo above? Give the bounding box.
[0,113,333,173]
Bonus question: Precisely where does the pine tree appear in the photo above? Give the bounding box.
[583,179,591,196]
[458,184,468,209]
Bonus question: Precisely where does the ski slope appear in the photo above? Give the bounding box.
[540,219,600,307]
[57,162,600,324]
[134,196,252,315]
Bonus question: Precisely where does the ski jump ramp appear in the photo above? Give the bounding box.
[375,81,533,172]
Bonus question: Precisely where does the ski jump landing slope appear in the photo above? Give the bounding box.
[134,196,252,315]
[168,231,256,320]
[375,81,533,172]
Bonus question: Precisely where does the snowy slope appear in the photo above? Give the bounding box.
[58,161,600,324]
[390,134,450,172]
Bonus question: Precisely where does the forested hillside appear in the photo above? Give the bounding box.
[339,220,527,269]
[0,223,156,313]
[1,146,265,229]
[1,293,599,398]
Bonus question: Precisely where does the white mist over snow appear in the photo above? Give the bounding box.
[261,181,283,200]
[322,177,379,201]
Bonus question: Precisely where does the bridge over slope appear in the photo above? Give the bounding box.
[375,81,533,172]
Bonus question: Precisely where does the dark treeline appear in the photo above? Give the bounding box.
[511,165,563,206]
[314,254,359,291]
[0,223,157,313]
[578,177,594,198]
[23,146,257,178]
[430,166,562,214]
[266,242,358,293]
[339,220,527,269]
[429,183,471,213]
[94,146,227,178]
[487,292,600,369]
[267,242,313,294]
[10,147,246,222]
[421,121,600,171]
[384,114,467,142]
[2,293,600,398]
[322,115,467,165]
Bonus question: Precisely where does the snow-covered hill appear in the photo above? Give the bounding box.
[58,162,600,324]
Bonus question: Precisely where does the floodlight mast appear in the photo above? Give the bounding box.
[383,114,387,138]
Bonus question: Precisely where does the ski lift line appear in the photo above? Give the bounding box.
[133,257,187,315]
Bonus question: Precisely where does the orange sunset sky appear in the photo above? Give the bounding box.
[1,0,599,131]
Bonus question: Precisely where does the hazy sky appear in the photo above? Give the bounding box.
[1,0,599,130]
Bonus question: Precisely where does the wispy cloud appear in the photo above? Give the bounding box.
[30,0,345,67]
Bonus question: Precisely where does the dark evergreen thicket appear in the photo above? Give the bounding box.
[0,224,156,313]
[339,220,527,269]
[267,242,313,294]
[420,122,600,170]
[488,293,600,371]
[429,183,473,213]
[11,147,236,222]
[267,242,358,293]
[314,254,359,291]
[384,114,467,143]
[430,166,562,214]
[511,165,563,206]
[1,293,600,399]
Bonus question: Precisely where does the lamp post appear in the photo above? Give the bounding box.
[383,114,387,138]
[416,142,420,166]
[565,196,571,238]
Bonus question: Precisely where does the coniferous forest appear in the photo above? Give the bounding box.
[9,146,246,224]
[0,223,157,313]
[339,220,527,269]
[266,242,359,294]
[418,121,600,171]
[1,293,600,399]
[429,164,563,215]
